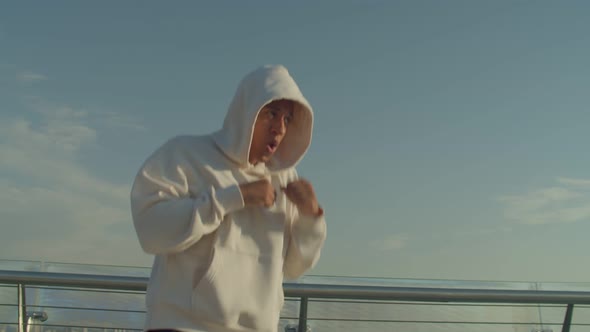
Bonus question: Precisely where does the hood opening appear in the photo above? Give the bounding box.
[212,65,314,172]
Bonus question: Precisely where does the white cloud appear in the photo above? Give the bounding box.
[498,178,590,225]
[17,71,47,84]
[24,96,146,132]
[0,98,150,266]
[5,98,96,154]
[102,111,147,131]
[371,233,409,251]
[557,177,590,188]
[452,226,513,238]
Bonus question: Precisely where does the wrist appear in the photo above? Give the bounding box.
[301,203,323,217]
[239,184,251,206]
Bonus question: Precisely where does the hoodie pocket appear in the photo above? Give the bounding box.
[191,246,284,331]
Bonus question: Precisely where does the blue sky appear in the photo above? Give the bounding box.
[1,1,590,283]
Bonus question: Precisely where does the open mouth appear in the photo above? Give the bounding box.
[266,141,278,153]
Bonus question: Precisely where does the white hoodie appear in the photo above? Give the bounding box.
[130,65,327,332]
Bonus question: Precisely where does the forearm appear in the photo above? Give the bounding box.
[131,185,243,254]
[283,213,327,280]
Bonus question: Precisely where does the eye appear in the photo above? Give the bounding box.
[284,115,293,125]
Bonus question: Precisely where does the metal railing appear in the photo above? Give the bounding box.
[1,270,590,332]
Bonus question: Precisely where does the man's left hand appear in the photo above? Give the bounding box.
[282,179,322,217]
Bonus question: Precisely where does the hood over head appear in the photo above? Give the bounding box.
[212,65,314,172]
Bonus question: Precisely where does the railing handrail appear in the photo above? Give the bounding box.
[0,270,147,291]
[2,270,590,305]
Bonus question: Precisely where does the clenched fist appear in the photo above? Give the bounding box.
[239,179,276,207]
[282,179,322,217]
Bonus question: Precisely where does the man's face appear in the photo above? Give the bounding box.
[249,99,294,165]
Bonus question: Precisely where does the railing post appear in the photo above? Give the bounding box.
[298,296,308,332]
[561,303,574,332]
[17,283,26,332]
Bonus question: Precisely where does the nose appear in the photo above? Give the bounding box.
[270,115,287,136]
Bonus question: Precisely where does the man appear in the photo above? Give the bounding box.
[130,65,327,332]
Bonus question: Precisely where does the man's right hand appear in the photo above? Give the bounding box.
[239,179,276,207]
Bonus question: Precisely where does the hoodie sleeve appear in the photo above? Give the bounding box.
[282,170,327,280]
[130,138,244,255]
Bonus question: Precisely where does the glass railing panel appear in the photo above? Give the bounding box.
[25,307,145,331]
[42,262,150,278]
[22,286,145,329]
[299,275,540,290]
[299,320,540,332]
[305,299,544,331]
[0,285,16,327]
[0,324,17,332]
[0,261,42,272]
[571,327,590,332]
[279,297,300,318]
[0,286,17,306]
[571,305,590,325]
[535,304,567,328]
[536,282,590,329]
[537,282,590,291]
[0,305,17,325]
[26,287,145,312]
